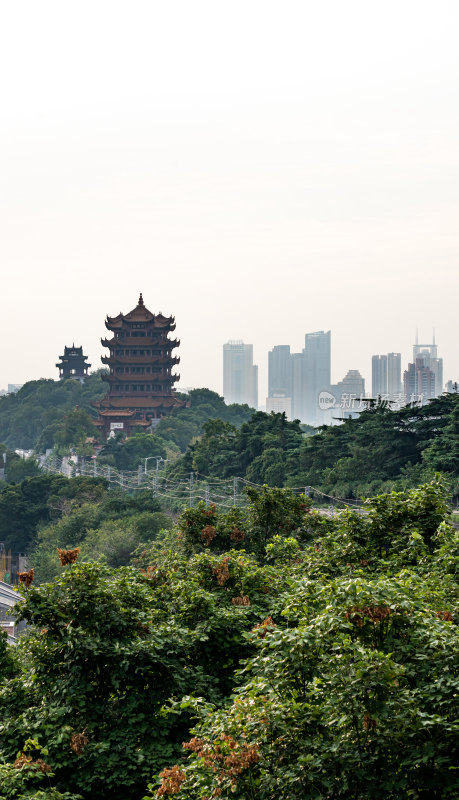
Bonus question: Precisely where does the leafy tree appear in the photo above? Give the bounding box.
[98,430,167,471]
[190,419,239,477]
[29,489,171,582]
[80,513,172,568]
[0,373,106,451]
[0,563,202,799]
[0,478,457,800]
[51,409,98,454]
[0,475,109,554]
[150,480,459,800]
[175,487,319,559]
[0,475,69,552]
[421,403,459,495]
[158,573,458,800]
[0,548,290,799]
[0,739,81,800]
[0,444,40,484]
[155,389,253,453]
[169,411,305,486]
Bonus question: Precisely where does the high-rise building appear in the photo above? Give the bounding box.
[372,352,401,397]
[268,345,291,398]
[333,369,366,419]
[387,353,402,395]
[223,341,258,409]
[291,352,306,421]
[372,355,387,397]
[303,331,331,425]
[412,333,443,396]
[403,358,436,402]
[337,369,365,399]
[266,396,291,417]
[403,362,416,400]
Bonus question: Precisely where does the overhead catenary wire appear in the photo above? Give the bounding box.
[39,456,363,510]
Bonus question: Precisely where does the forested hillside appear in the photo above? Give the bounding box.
[0,479,457,799]
[167,393,459,499]
[3,384,459,505]
[0,378,254,457]
[0,372,106,450]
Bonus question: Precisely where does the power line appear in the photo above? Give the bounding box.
[39,457,362,510]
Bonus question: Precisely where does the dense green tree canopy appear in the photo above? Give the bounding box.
[0,373,107,451]
[0,444,41,486]
[155,388,254,452]
[98,430,168,471]
[0,474,107,553]
[0,479,456,800]
[165,393,459,499]
[294,394,459,497]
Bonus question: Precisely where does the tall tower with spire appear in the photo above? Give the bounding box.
[406,330,443,399]
[93,294,184,438]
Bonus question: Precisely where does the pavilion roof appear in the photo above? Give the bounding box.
[105,294,175,329]
[101,334,178,348]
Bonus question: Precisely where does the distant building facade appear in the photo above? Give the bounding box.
[267,345,292,418]
[403,333,444,402]
[268,345,292,398]
[267,331,331,425]
[335,369,365,401]
[303,331,331,425]
[403,358,436,402]
[372,352,401,398]
[223,341,258,409]
[291,352,306,421]
[332,369,366,419]
[372,355,387,398]
[266,396,291,417]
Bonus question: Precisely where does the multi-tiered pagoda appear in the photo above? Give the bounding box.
[93,294,183,438]
[56,345,91,382]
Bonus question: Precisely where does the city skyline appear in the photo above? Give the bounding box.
[1,3,458,397]
[221,330,447,420]
[1,325,454,410]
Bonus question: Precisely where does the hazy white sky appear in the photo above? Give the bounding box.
[1,0,458,397]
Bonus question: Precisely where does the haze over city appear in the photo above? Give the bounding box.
[1,0,458,396]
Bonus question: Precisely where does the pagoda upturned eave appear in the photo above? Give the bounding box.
[95,396,181,409]
[104,315,175,331]
[94,408,137,417]
[104,293,174,327]
[101,354,180,366]
[101,336,180,349]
